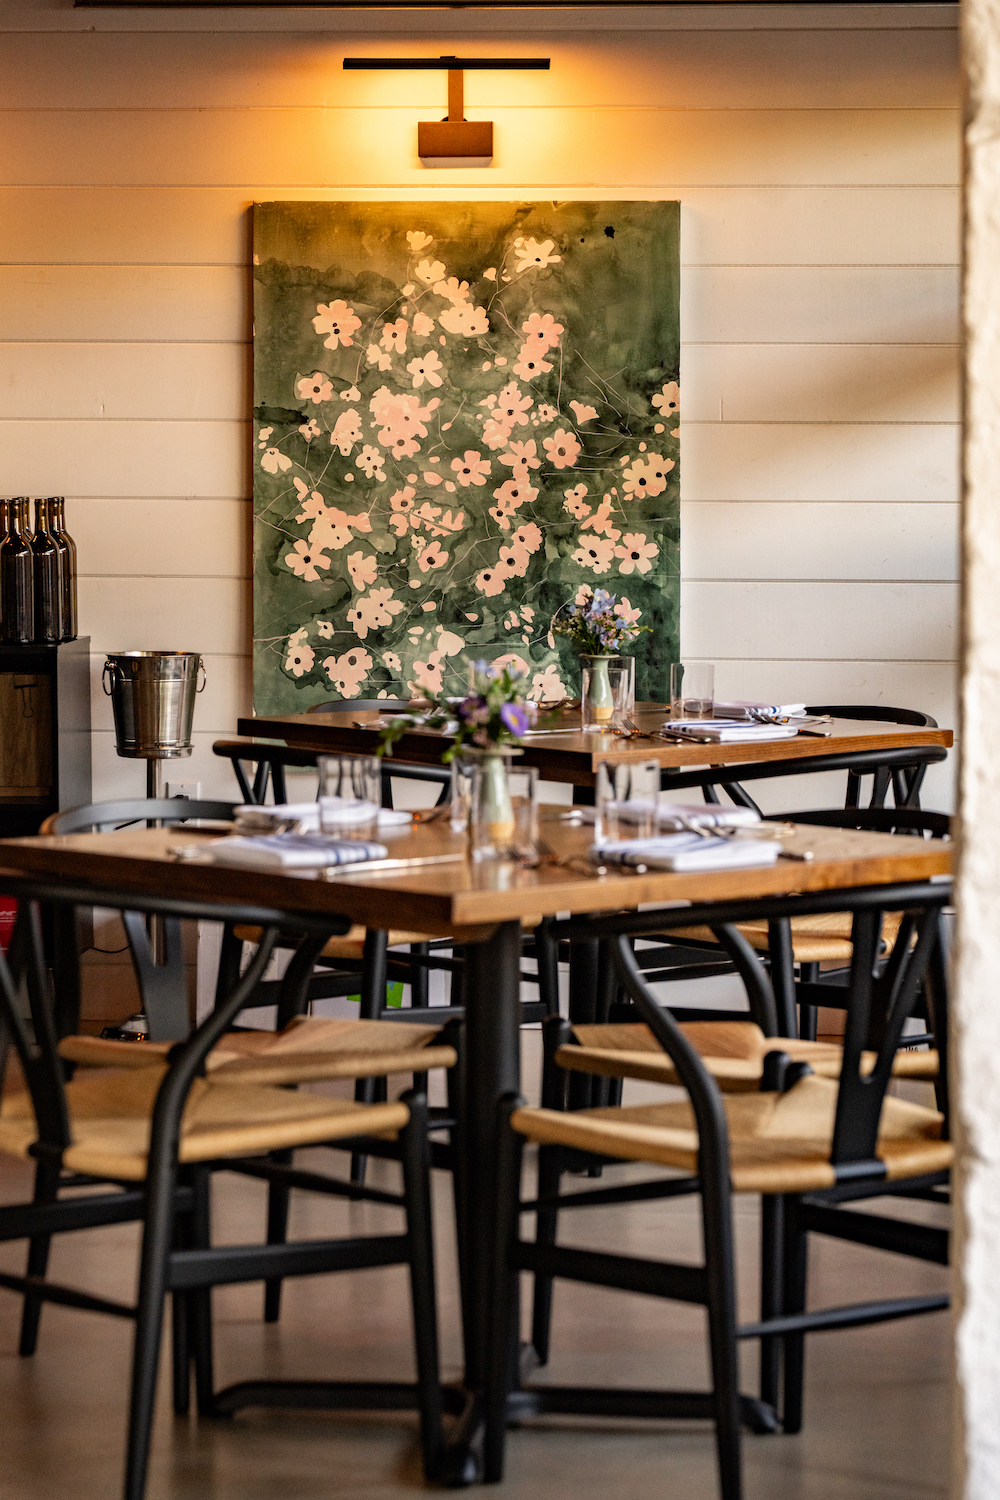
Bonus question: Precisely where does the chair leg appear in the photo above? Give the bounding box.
[484,1095,526,1485]
[758,1195,784,1412]
[188,1166,216,1415]
[170,1203,191,1416]
[352,930,390,1186]
[124,1169,178,1500]
[263,1149,293,1322]
[701,1161,743,1499]
[214,925,245,1014]
[529,1145,562,1366]
[409,942,430,1011]
[780,1194,808,1434]
[18,1153,61,1357]
[798,964,819,1041]
[534,918,561,1019]
[399,1088,444,1481]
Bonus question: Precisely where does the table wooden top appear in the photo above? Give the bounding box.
[0,814,953,943]
[238,706,953,786]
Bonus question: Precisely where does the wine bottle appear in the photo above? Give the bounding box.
[0,499,9,638]
[31,497,63,643]
[50,497,77,641]
[0,498,35,644]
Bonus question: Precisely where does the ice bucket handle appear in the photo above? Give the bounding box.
[197,662,207,694]
[102,660,121,696]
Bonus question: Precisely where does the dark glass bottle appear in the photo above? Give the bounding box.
[31,497,63,644]
[0,500,9,639]
[0,498,35,644]
[49,497,77,642]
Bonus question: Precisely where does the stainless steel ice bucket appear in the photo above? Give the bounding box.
[102,651,206,759]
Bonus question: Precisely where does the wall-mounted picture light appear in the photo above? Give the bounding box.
[343,56,550,167]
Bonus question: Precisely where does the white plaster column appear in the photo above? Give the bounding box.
[954,2,1000,1490]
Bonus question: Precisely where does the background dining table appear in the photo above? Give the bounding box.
[237,704,953,799]
[0,811,954,1481]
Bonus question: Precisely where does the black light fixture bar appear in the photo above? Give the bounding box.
[344,58,550,70]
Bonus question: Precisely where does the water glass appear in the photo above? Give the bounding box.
[450,752,474,833]
[670,661,715,720]
[468,755,538,863]
[317,754,381,841]
[595,759,660,845]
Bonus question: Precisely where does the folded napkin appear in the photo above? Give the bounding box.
[713,699,806,720]
[664,718,799,743]
[236,801,412,831]
[591,833,781,872]
[601,799,760,829]
[209,833,389,869]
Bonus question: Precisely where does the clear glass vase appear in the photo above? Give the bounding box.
[581,655,635,731]
[464,748,538,862]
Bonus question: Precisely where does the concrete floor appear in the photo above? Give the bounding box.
[0,1042,951,1500]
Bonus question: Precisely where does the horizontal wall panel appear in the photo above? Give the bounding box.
[682,422,959,502]
[682,343,959,423]
[74,498,250,577]
[90,651,250,736]
[0,268,246,343]
[0,186,960,268]
[91,729,247,805]
[682,501,959,581]
[682,580,958,660]
[711,657,957,725]
[0,31,959,112]
[0,343,247,419]
[77,577,249,655]
[682,267,958,345]
[0,420,247,496]
[682,186,959,266]
[0,108,959,188]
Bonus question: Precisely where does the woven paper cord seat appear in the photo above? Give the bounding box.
[512,1071,953,1196]
[59,1015,457,1087]
[0,1063,433,1183]
[665,910,904,966]
[558,1020,939,1091]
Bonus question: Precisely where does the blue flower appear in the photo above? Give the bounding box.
[499,702,529,738]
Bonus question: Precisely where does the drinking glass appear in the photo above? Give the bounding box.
[317,754,381,840]
[595,759,660,846]
[468,755,538,863]
[450,752,474,833]
[670,662,715,719]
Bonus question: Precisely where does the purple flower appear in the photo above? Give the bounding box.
[499,702,530,738]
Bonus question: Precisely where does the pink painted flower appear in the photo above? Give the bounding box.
[543,428,581,470]
[521,311,564,353]
[283,537,330,582]
[615,532,658,576]
[313,299,361,350]
[296,371,333,404]
[379,317,408,354]
[451,450,490,487]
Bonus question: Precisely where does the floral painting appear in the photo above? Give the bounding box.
[252,200,680,714]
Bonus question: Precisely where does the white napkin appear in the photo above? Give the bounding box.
[209,833,389,869]
[663,719,799,743]
[713,700,807,720]
[600,799,760,829]
[592,833,781,872]
[235,801,412,831]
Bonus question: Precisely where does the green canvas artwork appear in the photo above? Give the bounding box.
[252,200,680,714]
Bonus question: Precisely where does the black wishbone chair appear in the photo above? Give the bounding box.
[488,882,952,1499]
[0,877,449,1500]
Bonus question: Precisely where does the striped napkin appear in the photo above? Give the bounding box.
[209,833,389,869]
[591,833,781,872]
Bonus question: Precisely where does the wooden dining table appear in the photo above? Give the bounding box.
[0,813,954,1479]
[238,703,953,800]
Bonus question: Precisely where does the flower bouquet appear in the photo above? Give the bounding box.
[379,662,538,859]
[552,587,651,728]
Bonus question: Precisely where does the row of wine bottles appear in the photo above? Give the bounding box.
[0,497,78,646]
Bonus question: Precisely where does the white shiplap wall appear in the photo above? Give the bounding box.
[0,2,960,832]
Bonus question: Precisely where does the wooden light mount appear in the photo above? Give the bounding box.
[419,67,493,168]
[343,56,549,168]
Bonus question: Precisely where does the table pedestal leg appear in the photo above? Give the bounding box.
[442,919,523,1484]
